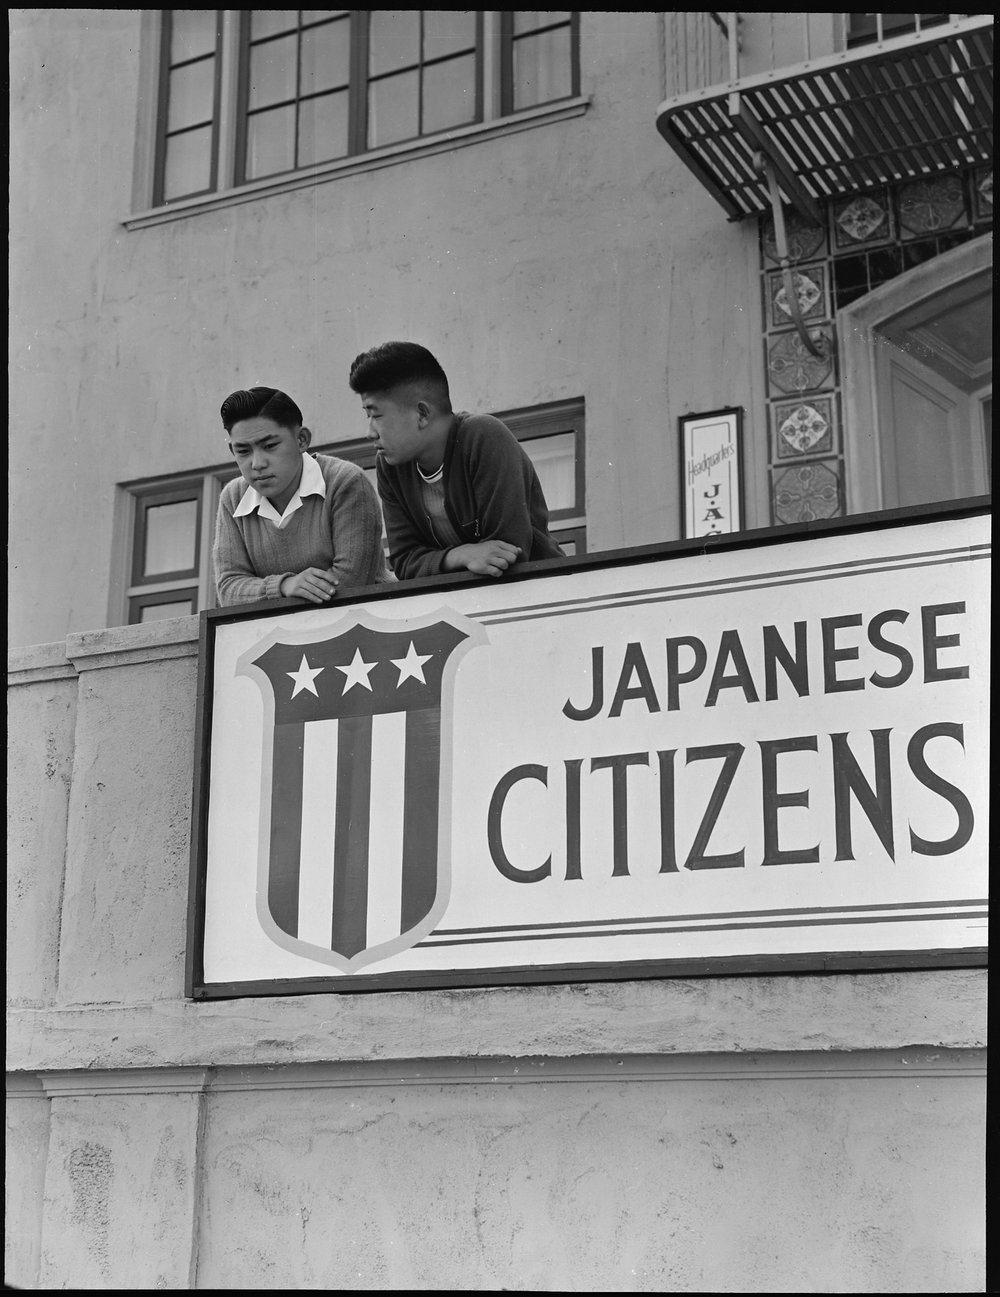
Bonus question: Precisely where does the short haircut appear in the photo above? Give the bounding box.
[220,386,303,433]
[348,341,451,410]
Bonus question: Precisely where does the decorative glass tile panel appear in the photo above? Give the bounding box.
[761,209,826,265]
[767,328,834,395]
[898,176,966,238]
[767,266,826,329]
[771,397,836,460]
[771,462,841,524]
[865,247,904,292]
[833,193,891,249]
[831,255,870,312]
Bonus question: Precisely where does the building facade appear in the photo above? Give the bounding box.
[7,10,990,1290]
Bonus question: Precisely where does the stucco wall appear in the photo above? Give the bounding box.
[5,617,987,1290]
[9,10,766,648]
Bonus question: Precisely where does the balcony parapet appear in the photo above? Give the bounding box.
[656,14,994,222]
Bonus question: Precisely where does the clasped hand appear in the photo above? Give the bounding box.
[280,567,339,603]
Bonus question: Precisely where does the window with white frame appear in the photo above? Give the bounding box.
[150,10,580,207]
[114,397,585,625]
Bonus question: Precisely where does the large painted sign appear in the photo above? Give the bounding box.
[187,505,989,996]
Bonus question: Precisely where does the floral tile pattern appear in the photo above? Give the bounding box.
[766,266,826,329]
[897,175,966,238]
[771,396,836,459]
[832,192,891,249]
[761,208,826,265]
[760,168,982,527]
[767,328,834,395]
[772,462,842,523]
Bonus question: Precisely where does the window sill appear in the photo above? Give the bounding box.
[123,96,591,231]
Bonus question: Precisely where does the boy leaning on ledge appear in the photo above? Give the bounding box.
[348,341,565,581]
[213,386,389,606]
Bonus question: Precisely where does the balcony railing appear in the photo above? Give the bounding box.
[657,13,994,222]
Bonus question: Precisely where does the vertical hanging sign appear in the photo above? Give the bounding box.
[680,407,743,538]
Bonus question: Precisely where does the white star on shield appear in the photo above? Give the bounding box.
[390,641,433,686]
[334,646,377,693]
[287,654,324,698]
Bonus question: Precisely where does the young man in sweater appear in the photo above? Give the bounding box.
[214,386,388,606]
[348,341,564,581]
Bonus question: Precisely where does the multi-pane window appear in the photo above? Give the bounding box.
[151,11,580,203]
[366,9,482,149]
[117,399,585,623]
[846,14,952,47]
[239,11,354,181]
[500,12,579,114]
[154,10,223,204]
[122,469,237,623]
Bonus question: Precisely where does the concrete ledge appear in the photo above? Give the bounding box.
[5,1072,46,1097]
[38,1067,210,1097]
[66,614,200,672]
[9,616,202,682]
[5,969,987,1073]
[8,1048,987,1096]
[7,641,76,686]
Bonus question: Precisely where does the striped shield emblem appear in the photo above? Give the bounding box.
[240,609,485,972]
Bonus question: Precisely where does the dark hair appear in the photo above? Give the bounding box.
[220,386,303,433]
[348,341,451,409]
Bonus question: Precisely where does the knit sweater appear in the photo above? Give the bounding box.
[376,412,565,580]
[214,453,389,605]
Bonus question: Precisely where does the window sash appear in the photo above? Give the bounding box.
[153,10,224,205]
[499,11,580,116]
[234,11,486,184]
[130,482,204,586]
[123,468,237,624]
[129,587,200,624]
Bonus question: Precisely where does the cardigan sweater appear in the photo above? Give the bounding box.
[375,411,565,580]
[214,453,388,605]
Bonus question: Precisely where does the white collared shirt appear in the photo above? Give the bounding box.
[233,452,325,530]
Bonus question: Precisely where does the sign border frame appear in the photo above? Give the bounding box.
[679,405,744,538]
[186,496,990,999]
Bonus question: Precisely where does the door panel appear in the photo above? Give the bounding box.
[877,343,983,508]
